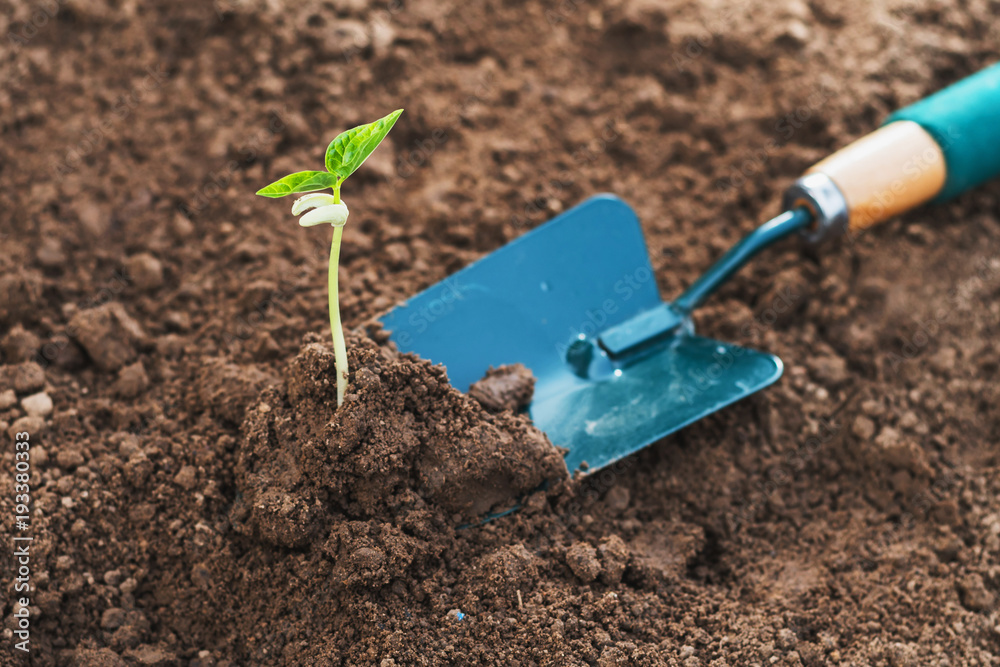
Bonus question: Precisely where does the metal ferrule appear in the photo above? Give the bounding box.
[781,172,850,244]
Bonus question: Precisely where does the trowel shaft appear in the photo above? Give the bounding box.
[600,62,1000,359]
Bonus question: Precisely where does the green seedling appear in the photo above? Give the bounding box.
[256,109,403,408]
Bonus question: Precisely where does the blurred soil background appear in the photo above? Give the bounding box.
[1,0,1000,664]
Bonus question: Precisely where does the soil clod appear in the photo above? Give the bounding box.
[469,363,536,413]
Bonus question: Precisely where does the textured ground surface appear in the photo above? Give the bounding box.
[1,0,999,664]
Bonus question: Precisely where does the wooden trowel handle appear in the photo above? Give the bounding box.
[783,62,1000,243]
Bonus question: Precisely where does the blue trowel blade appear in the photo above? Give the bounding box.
[379,194,783,475]
[532,335,781,474]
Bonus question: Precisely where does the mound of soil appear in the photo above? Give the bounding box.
[233,331,565,552]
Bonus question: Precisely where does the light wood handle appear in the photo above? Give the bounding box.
[805,120,946,231]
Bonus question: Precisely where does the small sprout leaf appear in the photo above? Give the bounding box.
[256,171,340,198]
[324,109,403,180]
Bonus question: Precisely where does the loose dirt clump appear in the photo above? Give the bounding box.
[468,363,536,413]
[234,332,565,552]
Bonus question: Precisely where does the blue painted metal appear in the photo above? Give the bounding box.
[886,62,1000,201]
[380,195,662,395]
[597,302,686,358]
[531,332,783,474]
[598,207,812,357]
[380,195,795,475]
[672,207,813,312]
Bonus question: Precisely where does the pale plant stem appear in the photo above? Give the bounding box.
[329,189,348,407]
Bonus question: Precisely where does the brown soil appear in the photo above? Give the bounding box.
[235,332,564,542]
[2,0,1000,665]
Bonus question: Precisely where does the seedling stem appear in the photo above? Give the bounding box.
[329,209,348,406]
[256,110,402,408]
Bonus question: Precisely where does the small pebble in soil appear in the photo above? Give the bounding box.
[899,410,921,430]
[469,363,536,413]
[172,211,195,239]
[566,542,602,583]
[807,354,849,387]
[862,399,885,417]
[21,391,53,417]
[0,389,17,411]
[9,415,45,439]
[383,242,412,269]
[74,648,125,665]
[174,465,198,490]
[36,237,67,268]
[852,415,876,440]
[30,445,47,466]
[116,433,141,457]
[69,303,148,372]
[101,607,127,630]
[1,324,41,362]
[197,359,275,424]
[957,573,995,611]
[0,272,42,326]
[125,644,177,666]
[124,252,165,291]
[56,448,86,470]
[598,535,629,584]
[604,485,630,514]
[115,361,150,398]
[477,544,538,594]
[446,609,465,621]
[192,563,213,589]
[165,311,191,332]
[777,628,797,649]
[1,362,46,394]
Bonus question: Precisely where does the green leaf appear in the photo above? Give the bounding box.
[256,171,340,198]
[324,109,403,180]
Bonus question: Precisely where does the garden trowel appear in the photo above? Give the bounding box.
[381,63,1000,476]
